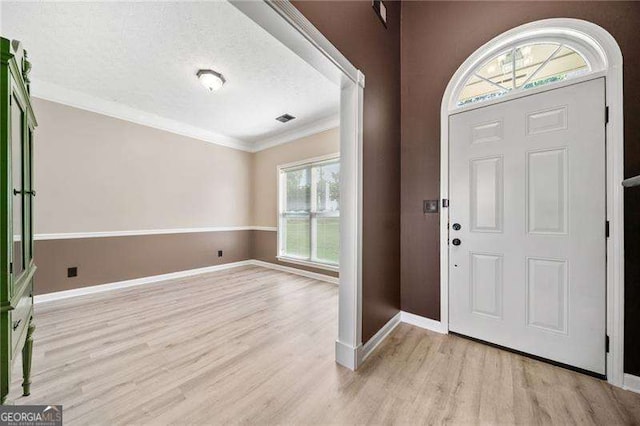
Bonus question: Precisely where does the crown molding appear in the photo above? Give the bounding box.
[31,79,254,152]
[32,79,339,154]
[250,114,340,152]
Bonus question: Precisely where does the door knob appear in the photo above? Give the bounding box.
[452,223,461,231]
[452,238,462,246]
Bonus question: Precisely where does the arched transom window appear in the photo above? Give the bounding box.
[457,42,590,106]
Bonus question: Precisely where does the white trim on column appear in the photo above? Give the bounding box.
[34,226,277,241]
[440,18,625,387]
[231,1,364,371]
[623,374,640,394]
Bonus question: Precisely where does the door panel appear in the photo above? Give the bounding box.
[449,78,606,374]
[527,148,567,234]
[470,157,503,232]
[470,252,503,318]
[526,257,568,333]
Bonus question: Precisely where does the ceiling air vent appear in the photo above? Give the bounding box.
[275,113,296,123]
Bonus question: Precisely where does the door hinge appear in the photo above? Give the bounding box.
[442,199,449,208]
[605,335,610,353]
[606,220,610,238]
[9,262,12,274]
[605,106,609,125]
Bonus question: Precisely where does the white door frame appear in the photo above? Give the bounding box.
[439,19,625,386]
[231,1,365,370]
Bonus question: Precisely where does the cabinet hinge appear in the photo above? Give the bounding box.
[605,106,609,125]
[442,199,449,208]
[606,220,610,238]
[606,335,610,353]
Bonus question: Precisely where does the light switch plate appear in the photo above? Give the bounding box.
[424,199,439,214]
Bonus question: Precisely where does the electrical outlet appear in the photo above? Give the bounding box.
[218,250,223,258]
[67,267,78,278]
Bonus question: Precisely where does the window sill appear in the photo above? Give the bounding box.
[276,256,339,273]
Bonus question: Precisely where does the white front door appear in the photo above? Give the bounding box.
[448,78,606,375]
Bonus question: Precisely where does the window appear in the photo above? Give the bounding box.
[278,155,340,270]
[458,42,590,106]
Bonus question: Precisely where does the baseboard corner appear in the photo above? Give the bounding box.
[335,340,360,371]
[359,311,402,363]
[400,311,447,334]
[623,373,640,394]
[248,259,339,285]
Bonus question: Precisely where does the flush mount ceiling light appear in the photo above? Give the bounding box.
[197,69,226,92]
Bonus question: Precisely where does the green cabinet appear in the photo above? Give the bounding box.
[1,38,37,405]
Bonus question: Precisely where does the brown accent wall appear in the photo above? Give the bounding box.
[251,230,339,278]
[400,1,640,375]
[291,1,402,342]
[34,231,251,295]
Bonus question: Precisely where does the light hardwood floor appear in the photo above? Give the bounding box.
[9,265,640,424]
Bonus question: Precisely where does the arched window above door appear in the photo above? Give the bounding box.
[457,42,590,106]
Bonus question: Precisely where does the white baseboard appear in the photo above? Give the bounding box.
[249,260,339,285]
[360,312,402,363]
[623,373,640,394]
[401,311,448,334]
[34,259,338,304]
[34,260,254,304]
[335,340,359,371]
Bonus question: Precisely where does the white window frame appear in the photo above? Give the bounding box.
[277,153,340,272]
[457,41,592,107]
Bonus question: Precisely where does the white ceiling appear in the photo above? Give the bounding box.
[1,1,340,151]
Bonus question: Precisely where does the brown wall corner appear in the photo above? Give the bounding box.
[291,0,402,342]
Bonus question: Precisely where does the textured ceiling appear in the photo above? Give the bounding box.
[1,1,340,146]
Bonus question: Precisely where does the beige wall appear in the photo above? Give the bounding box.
[252,127,340,227]
[33,98,253,233]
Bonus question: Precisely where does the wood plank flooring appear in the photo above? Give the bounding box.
[8,265,640,424]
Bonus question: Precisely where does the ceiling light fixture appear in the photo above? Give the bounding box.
[197,69,226,92]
